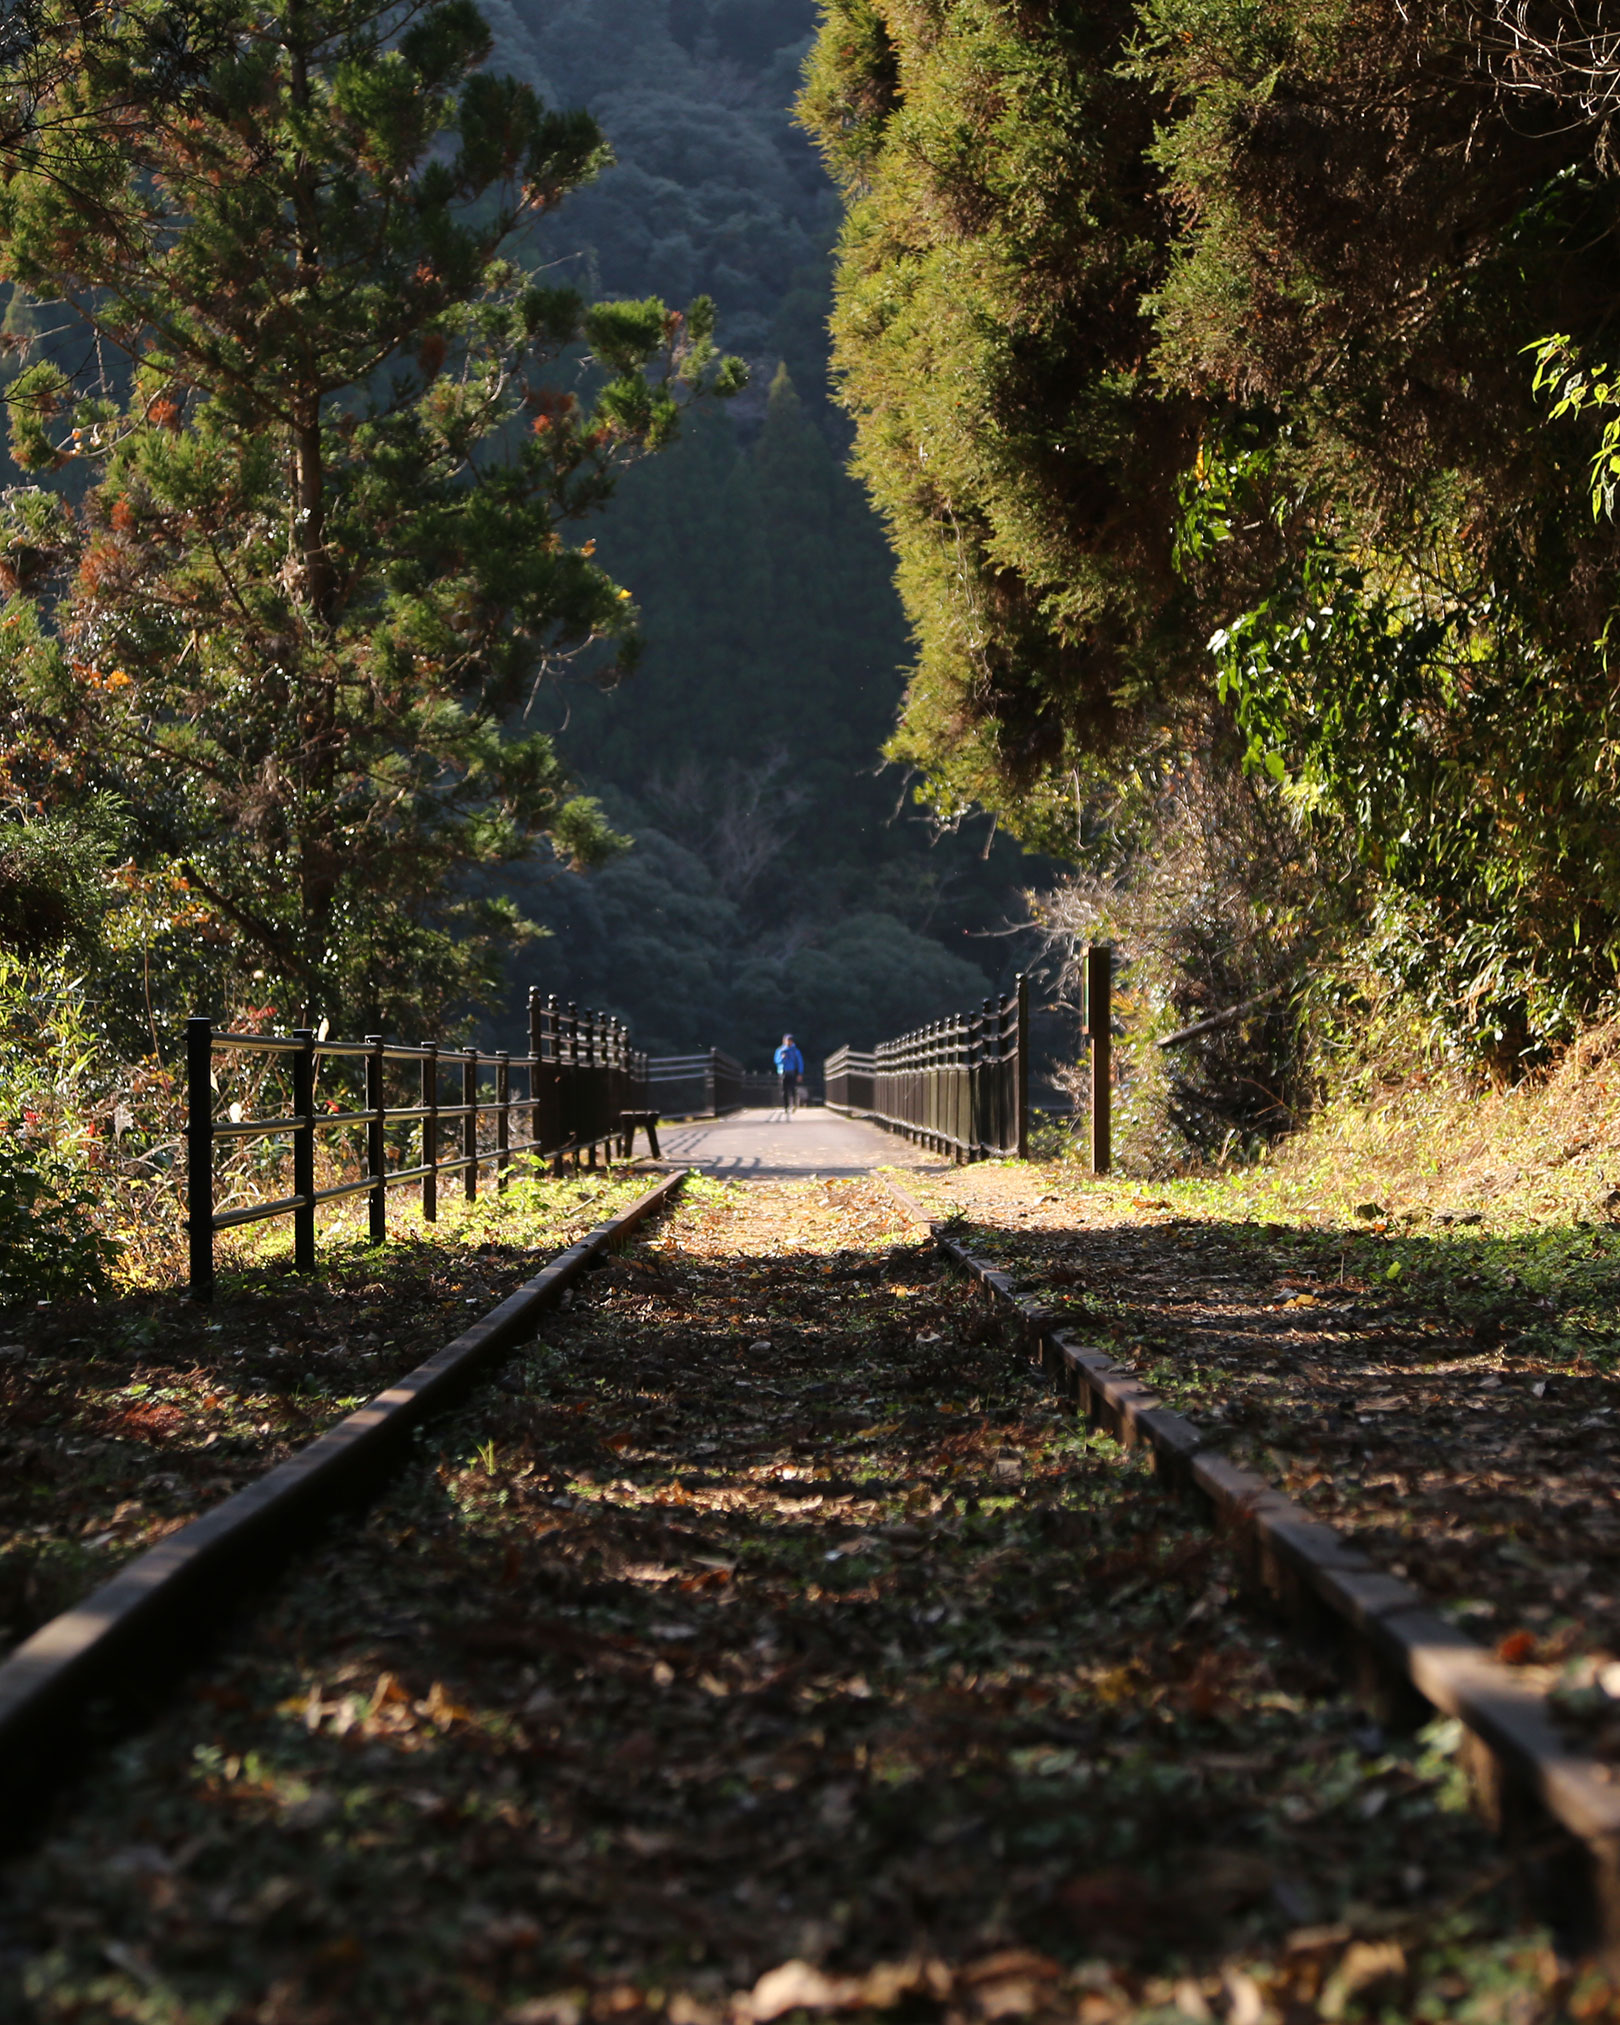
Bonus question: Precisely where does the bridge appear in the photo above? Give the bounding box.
[654,1103,938,1178]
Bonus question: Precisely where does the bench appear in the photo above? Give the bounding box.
[618,1109,661,1160]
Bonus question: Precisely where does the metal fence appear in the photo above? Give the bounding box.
[186,990,647,1300]
[646,1049,778,1117]
[823,975,1028,1162]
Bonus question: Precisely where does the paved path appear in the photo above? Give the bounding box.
[655,1105,939,1179]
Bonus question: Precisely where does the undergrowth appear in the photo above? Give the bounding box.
[1208,1010,1620,1238]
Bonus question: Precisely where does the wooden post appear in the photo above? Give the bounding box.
[527,987,544,1167]
[186,1015,215,1302]
[585,1010,598,1169]
[366,1033,387,1246]
[496,1050,510,1190]
[463,1048,478,1201]
[292,1028,317,1270]
[1086,944,1111,1175]
[421,1043,438,1222]
[1015,971,1029,1162]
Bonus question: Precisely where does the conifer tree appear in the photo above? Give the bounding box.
[0,0,743,1032]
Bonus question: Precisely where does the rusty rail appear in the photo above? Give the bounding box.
[0,1169,690,1825]
[877,1175,1620,1955]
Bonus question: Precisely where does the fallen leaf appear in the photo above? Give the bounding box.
[744,1960,854,2020]
[507,1997,584,2025]
[1320,1940,1406,2019]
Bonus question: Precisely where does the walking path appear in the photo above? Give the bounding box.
[655,1103,937,1177]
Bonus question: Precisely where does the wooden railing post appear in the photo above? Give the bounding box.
[496,1050,510,1189]
[292,1027,317,1270]
[186,1014,215,1302]
[421,1042,439,1221]
[1086,944,1112,1175]
[366,1033,387,1246]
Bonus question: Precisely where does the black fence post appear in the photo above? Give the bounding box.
[527,988,544,1167]
[292,1027,317,1270]
[566,1003,581,1170]
[976,1000,993,1163]
[421,1043,438,1222]
[186,1015,215,1302]
[1015,971,1029,1161]
[1086,945,1112,1175]
[545,995,566,1177]
[366,1033,387,1246]
[463,1047,478,1202]
[585,1010,599,1170]
[496,1050,510,1190]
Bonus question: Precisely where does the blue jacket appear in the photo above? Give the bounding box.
[775,1043,805,1076]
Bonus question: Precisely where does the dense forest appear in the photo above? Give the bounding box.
[799,0,1620,1150]
[10,0,1620,1148]
[0,0,1050,1096]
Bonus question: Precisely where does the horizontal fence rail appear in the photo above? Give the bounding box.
[645,1049,777,1117]
[823,975,1028,1163]
[185,991,649,1300]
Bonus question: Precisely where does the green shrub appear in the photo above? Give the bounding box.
[0,1127,116,1306]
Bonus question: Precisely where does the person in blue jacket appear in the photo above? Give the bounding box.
[774,1033,805,1115]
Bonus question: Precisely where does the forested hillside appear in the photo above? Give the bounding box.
[474,0,1046,1066]
[0,0,1050,1082]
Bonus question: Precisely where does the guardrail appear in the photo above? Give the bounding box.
[185,990,647,1299]
[823,976,1028,1162]
[646,1049,777,1117]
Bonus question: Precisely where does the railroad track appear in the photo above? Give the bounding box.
[877,1174,1620,1959]
[0,1167,690,1829]
[0,1172,1572,2017]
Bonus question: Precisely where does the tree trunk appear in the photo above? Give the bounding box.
[291,408,332,625]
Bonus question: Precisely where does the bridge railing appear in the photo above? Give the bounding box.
[824,975,1028,1162]
[646,1049,777,1117]
[185,989,647,1300]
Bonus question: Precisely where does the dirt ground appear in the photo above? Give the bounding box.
[0,1175,1568,2023]
[905,1160,1620,1750]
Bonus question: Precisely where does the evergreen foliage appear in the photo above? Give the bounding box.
[0,0,742,1038]
[498,0,835,378]
[800,0,1195,851]
[801,0,1620,1065]
[1148,0,1620,1065]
